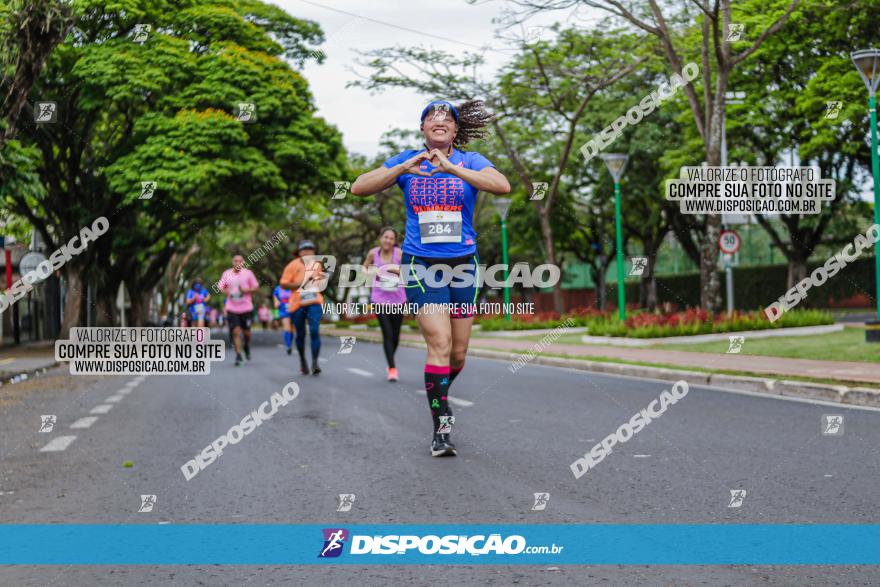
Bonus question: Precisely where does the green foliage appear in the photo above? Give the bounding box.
[3,0,345,323]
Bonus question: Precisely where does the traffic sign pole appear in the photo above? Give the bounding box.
[725,257,734,316]
[719,230,741,316]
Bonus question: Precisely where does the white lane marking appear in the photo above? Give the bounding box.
[70,417,99,429]
[633,454,651,458]
[117,388,132,395]
[319,358,329,364]
[40,436,77,452]
[824,474,834,478]
[414,389,474,407]
[90,404,113,414]
[346,368,374,377]
[125,380,140,388]
[105,395,124,403]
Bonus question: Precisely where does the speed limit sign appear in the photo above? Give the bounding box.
[718,230,741,254]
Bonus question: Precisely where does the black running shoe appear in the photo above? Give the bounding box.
[286,347,292,355]
[431,415,456,457]
[312,365,322,375]
[300,359,310,375]
[431,433,456,457]
[235,354,243,367]
[244,346,251,360]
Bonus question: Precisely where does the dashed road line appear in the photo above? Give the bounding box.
[40,436,77,452]
[413,389,474,407]
[90,404,113,414]
[346,368,374,377]
[70,416,99,429]
[105,395,124,403]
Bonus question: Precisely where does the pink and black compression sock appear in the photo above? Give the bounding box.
[424,364,451,430]
[449,362,464,387]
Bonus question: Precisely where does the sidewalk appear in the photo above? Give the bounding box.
[0,342,58,385]
[327,327,880,387]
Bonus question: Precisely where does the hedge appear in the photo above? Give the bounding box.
[623,255,875,310]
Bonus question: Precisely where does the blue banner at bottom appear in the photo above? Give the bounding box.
[1,524,878,565]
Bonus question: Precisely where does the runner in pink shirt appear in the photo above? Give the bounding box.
[218,254,260,366]
[257,303,271,329]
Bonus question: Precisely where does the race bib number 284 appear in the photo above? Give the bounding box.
[418,210,462,244]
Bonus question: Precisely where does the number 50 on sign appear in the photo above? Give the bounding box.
[718,230,741,254]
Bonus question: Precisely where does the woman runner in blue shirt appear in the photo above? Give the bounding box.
[351,99,511,456]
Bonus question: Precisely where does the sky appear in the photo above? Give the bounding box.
[273,0,602,159]
[271,1,874,202]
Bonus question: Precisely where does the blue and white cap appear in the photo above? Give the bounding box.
[420,100,459,123]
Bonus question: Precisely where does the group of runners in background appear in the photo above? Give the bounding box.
[182,232,407,375]
[179,99,511,457]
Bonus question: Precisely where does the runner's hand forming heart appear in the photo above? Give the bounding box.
[426,148,455,174]
[400,151,433,177]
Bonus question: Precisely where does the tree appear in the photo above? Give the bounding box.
[0,0,73,146]
[730,0,880,288]
[2,0,344,331]
[350,27,642,313]
[514,0,801,311]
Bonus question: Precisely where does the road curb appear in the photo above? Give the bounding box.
[326,329,880,408]
[843,387,880,408]
[0,361,59,387]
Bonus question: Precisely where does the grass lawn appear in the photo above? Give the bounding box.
[655,327,879,363]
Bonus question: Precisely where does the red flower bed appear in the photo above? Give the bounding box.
[623,308,713,329]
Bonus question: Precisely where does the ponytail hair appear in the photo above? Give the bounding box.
[453,99,494,149]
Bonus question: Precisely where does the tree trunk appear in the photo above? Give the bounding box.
[698,68,729,312]
[95,292,116,327]
[700,218,723,312]
[129,288,152,326]
[700,98,725,311]
[60,267,85,338]
[595,255,606,311]
[640,257,658,311]
[787,256,808,289]
[641,241,664,311]
[539,209,564,315]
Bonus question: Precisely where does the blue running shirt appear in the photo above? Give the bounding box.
[273,285,291,309]
[186,285,209,309]
[383,148,495,258]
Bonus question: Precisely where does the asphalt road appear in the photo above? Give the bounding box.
[1,330,879,585]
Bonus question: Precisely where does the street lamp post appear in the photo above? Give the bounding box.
[851,49,880,342]
[722,91,747,316]
[492,196,513,321]
[601,154,629,321]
